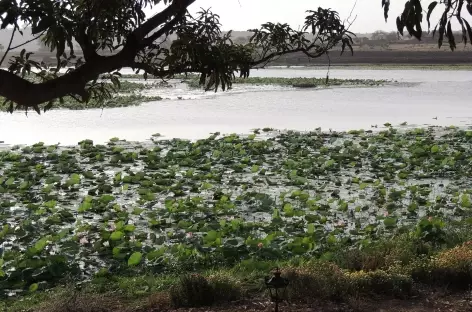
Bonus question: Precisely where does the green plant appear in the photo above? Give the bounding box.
[415,217,447,246]
[169,274,215,307]
[347,270,412,298]
[0,1,353,113]
[282,261,347,301]
[430,243,472,288]
[207,271,243,303]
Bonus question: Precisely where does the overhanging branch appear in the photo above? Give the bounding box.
[132,0,196,40]
[0,53,125,109]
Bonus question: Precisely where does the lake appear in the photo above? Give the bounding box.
[1,68,472,146]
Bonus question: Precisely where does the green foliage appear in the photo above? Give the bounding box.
[0,0,353,111]
[128,252,143,266]
[206,272,242,303]
[4,126,472,298]
[383,0,472,51]
[347,270,412,297]
[283,262,347,300]
[170,274,214,307]
[185,76,387,89]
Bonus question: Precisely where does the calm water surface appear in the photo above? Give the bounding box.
[1,68,471,145]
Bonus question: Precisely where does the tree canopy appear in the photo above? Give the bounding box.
[0,0,470,114]
[383,0,472,50]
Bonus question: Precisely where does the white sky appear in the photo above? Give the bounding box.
[146,0,446,34]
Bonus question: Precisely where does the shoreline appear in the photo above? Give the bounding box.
[263,63,472,70]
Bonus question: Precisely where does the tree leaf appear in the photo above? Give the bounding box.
[32,17,53,35]
[463,19,472,47]
[382,0,390,21]
[446,20,456,50]
[457,16,467,45]
[396,16,404,36]
[438,13,447,48]
[427,1,438,31]
[56,38,66,60]
[340,38,353,56]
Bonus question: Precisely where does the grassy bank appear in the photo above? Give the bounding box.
[3,126,472,310]
[6,230,472,311]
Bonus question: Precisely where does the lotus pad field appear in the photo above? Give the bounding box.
[2,126,472,297]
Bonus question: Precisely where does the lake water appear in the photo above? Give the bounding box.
[1,68,472,146]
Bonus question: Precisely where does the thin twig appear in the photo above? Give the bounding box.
[344,0,358,26]
[326,51,331,84]
[0,26,17,67]
[346,15,358,32]
[9,31,46,50]
[323,0,357,81]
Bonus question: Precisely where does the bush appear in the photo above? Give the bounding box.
[207,272,243,303]
[282,261,347,301]
[347,270,412,298]
[147,292,172,311]
[281,261,413,302]
[429,242,472,289]
[169,274,214,307]
[331,234,431,272]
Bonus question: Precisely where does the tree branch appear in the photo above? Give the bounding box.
[249,46,325,67]
[141,10,187,47]
[0,1,200,110]
[9,31,46,51]
[0,53,126,109]
[0,2,350,113]
[76,23,99,62]
[0,26,17,67]
[132,0,196,40]
[130,61,190,77]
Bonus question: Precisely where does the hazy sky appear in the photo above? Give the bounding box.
[147,0,444,34]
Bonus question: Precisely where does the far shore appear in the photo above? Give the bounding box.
[3,50,472,71]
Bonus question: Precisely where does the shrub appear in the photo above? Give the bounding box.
[331,234,431,272]
[282,261,347,301]
[207,271,243,303]
[347,270,412,298]
[429,242,472,289]
[146,292,171,311]
[386,257,433,284]
[169,274,214,307]
[332,246,387,271]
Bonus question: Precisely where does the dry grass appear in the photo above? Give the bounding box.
[15,285,472,312]
[10,239,472,312]
[33,292,130,312]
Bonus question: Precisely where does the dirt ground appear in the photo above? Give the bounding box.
[157,292,472,312]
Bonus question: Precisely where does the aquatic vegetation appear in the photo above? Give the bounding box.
[113,74,389,89]
[184,76,389,89]
[2,126,472,297]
